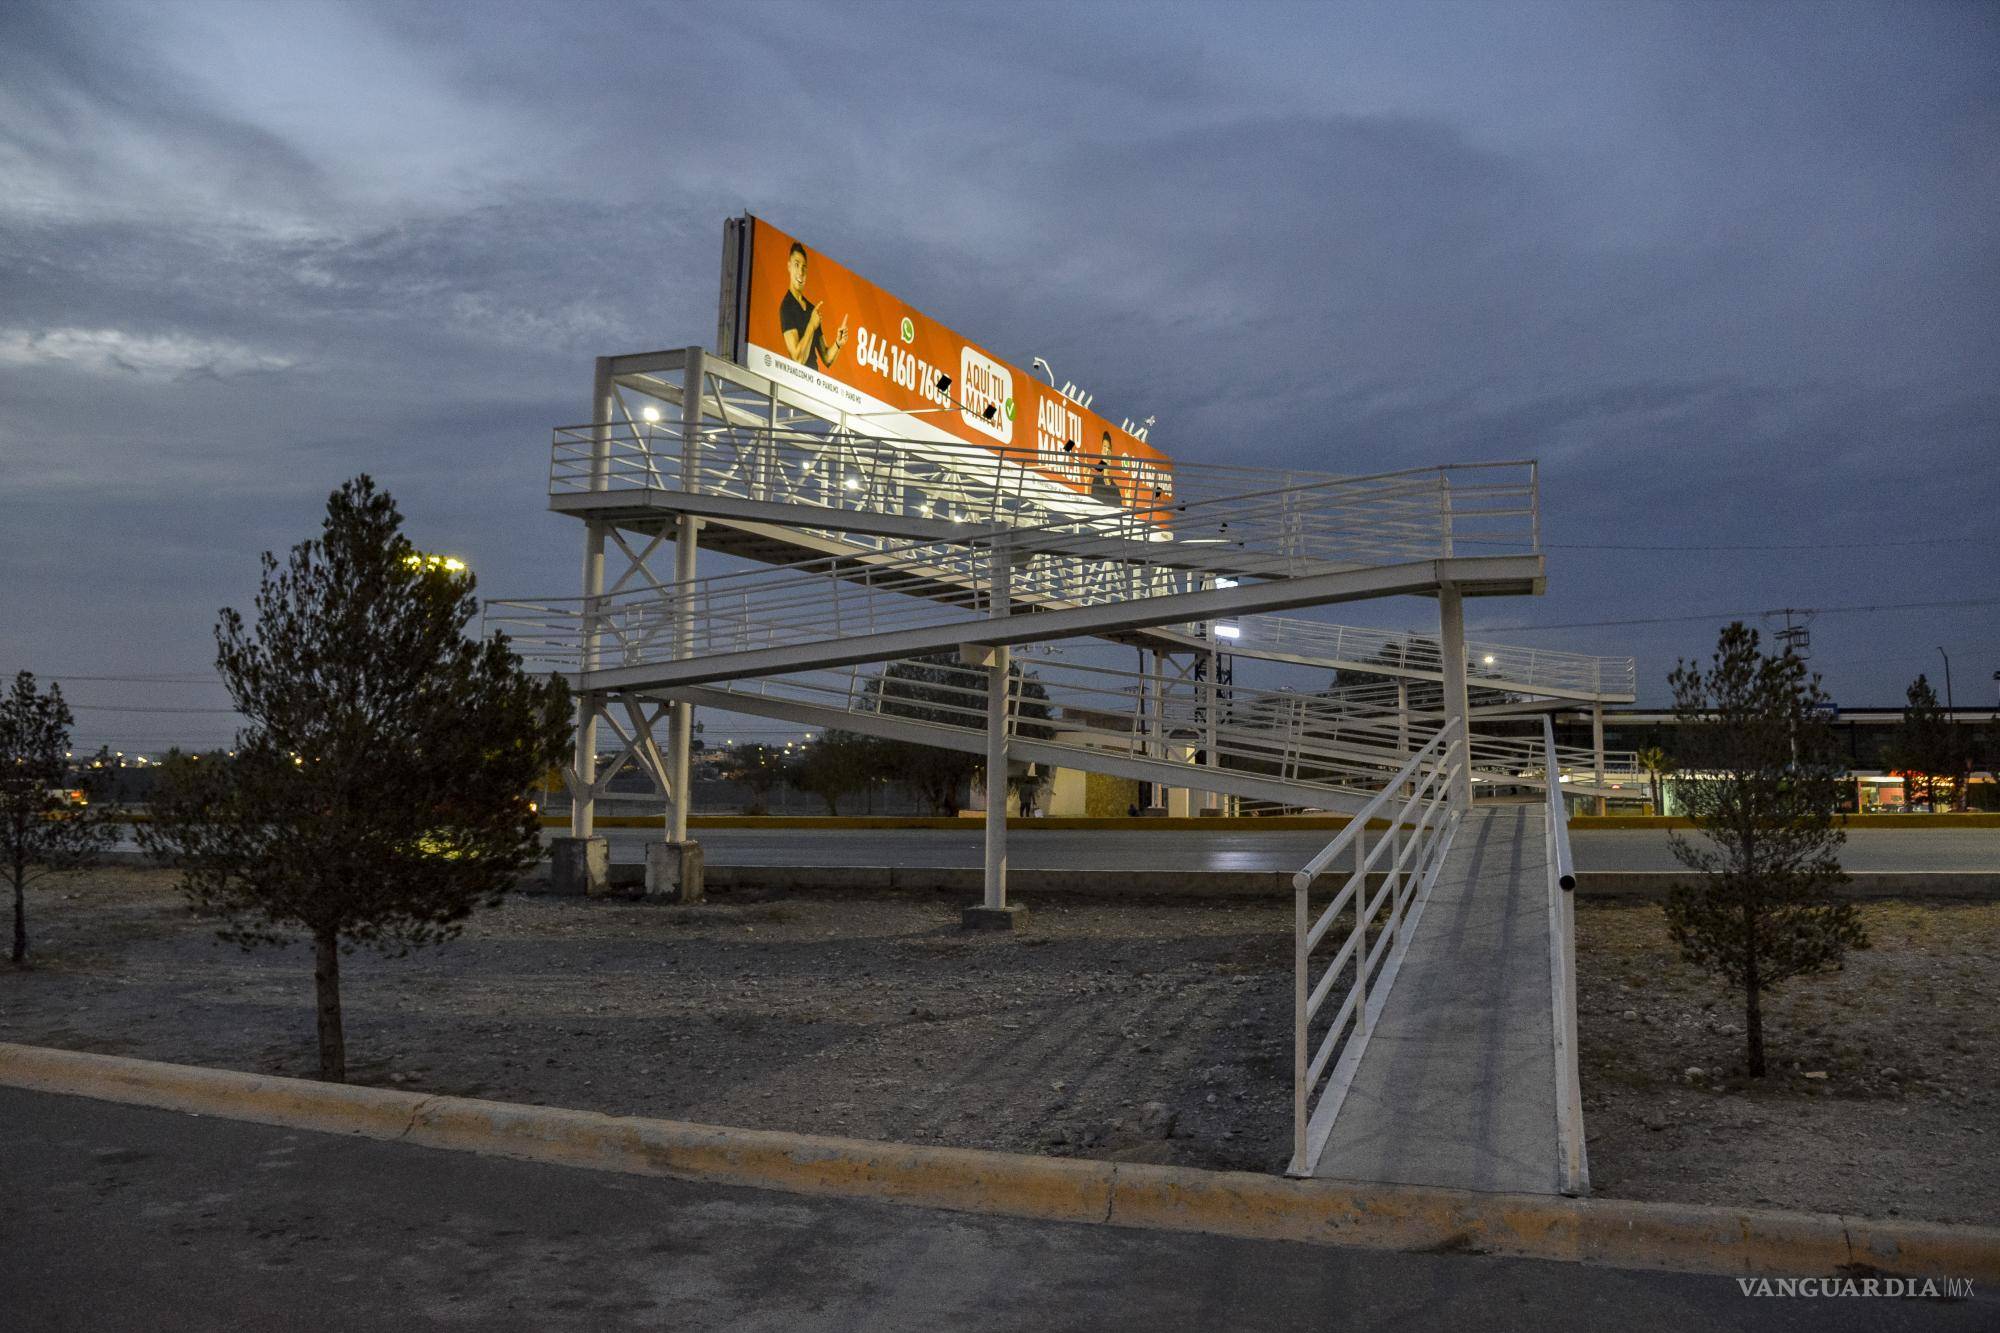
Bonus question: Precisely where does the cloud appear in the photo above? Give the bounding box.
[0,327,297,380]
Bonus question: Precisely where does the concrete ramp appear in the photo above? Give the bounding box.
[1311,805,1570,1195]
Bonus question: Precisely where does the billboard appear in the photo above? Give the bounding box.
[724,215,1172,516]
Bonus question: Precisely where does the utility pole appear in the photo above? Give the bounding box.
[1936,646,1953,719]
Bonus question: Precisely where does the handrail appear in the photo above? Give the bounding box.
[1286,717,1465,1175]
[1543,714,1588,1195]
[1292,720,1456,892]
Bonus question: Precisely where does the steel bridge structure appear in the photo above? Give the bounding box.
[490,345,1619,1193]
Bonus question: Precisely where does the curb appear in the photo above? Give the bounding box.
[4,1044,1995,1281]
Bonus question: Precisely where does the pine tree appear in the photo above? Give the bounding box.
[140,477,571,1081]
[1,673,119,964]
[1889,675,1952,812]
[1663,623,1864,1077]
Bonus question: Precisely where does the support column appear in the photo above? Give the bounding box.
[647,350,706,902]
[965,539,1023,930]
[1201,643,1220,815]
[1437,584,1472,811]
[552,360,617,897]
[1591,702,1607,818]
[668,514,699,845]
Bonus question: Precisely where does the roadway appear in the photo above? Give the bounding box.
[7,1086,1984,1332]
[581,826,2000,874]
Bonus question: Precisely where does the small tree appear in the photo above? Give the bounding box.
[1,673,119,964]
[1889,675,1952,812]
[140,477,571,1081]
[1636,745,1670,815]
[1663,623,1865,1077]
[866,653,1055,815]
[786,730,875,815]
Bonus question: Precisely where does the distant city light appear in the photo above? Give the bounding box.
[405,553,468,574]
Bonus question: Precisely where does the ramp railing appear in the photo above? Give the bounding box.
[493,463,1537,676]
[1212,616,1636,701]
[1465,732,1641,788]
[1542,716,1590,1196]
[1286,718,1466,1176]
[665,649,1437,805]
[550,421,1540,568]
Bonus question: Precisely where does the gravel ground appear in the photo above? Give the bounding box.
[2,870,1994,1223]
[1576,900,2000,1225]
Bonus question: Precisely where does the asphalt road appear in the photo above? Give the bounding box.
[6,1087,1987,1332]
[583,826,2000,873]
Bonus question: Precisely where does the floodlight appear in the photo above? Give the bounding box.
[981,403,999,422]
[640,405,662,423]
[842,475,861,491]
[1482,654,1496,666]
[1215,623,1242,640]
[1063,440,1077,453]
[935,373,952,394]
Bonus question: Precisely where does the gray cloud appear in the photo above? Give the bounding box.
[0,327,298,379]
[2,0,1995,737]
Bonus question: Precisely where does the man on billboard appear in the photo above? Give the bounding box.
[1089,431,1123,505]
[779,241,850,369]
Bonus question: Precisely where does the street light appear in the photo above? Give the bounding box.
[1937,646,1954,718]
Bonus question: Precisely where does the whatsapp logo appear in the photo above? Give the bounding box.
[899,316,915,344]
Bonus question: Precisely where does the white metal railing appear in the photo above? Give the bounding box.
[494,458,1540,677]
[549,421,1541,569]
[1216,616,1635,701]
[1542,716,1589,1196]
[1465,732,1641,789]
[532,422,1645,703]
[1285,718,1466,1176]
[672,649,1432,805]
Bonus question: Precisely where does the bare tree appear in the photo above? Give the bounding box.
[1,673,119,964]
[1663,623,1864,1077]
[140,478,571,1081]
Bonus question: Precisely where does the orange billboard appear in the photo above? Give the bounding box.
[725,216,1172,516]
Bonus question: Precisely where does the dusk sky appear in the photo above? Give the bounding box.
[3,0,1995,751]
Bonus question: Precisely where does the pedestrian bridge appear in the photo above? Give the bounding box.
[495,344,1598,1198]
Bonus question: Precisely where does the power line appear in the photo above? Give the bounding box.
[66,704,242,715]
[23,672,224,684]
[1477,596,2000,633]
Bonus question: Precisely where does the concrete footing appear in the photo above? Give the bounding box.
[644,841,706,903]
[961,903,1028,931]
[548,837,608,897]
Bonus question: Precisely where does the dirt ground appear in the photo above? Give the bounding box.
[2,870,1994,1224]
[1576,900,2000,1226]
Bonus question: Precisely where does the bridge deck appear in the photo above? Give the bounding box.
[1311,805,1567,1194]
